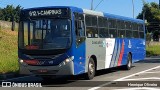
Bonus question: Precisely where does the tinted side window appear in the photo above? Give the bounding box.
[85,15,92,26]
[86,27,98,38]
[85,15,98,38]
[108,19,117,38]
[132,23,139,38]
[98,17,109,38]
[117,20,126,38]
[125,22,132,38]
[139,24,144,38]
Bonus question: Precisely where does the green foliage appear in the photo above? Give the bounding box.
[137,2,160,40]
[0,30,19,73]
[146,45,160,56]
[137,2,160,22]
[146,33,151,41]
[0,5,22,22]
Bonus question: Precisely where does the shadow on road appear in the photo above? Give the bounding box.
[41,66,135,87]
[137,59,160,63]
[42,59,159,86]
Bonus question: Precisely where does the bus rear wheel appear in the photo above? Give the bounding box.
[124,54,132,70]
[85,58,95,80]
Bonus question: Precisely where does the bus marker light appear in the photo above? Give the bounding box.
[79,57,82,59]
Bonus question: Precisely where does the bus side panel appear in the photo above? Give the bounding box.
[137,39,146,60]
[109,38,120,67]
[117,38,146,66]
[120,38,134,66]
[131,39,145,62]
[112,38,128,66]
[85,38,106,71]
[73,42,86,75]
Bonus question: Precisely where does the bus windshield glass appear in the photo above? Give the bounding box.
[19,19,71,50]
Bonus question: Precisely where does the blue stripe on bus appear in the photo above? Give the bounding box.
[109,39,117,68]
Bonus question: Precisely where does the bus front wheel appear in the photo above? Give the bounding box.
[85,58,95,80]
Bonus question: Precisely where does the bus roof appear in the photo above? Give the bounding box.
[23,6,144,24]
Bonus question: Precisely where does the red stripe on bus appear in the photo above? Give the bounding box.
[118,40,124,66]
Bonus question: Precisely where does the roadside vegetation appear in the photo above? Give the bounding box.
[0,5,22,74]
[146,45,160,56]
[0,29,19,73]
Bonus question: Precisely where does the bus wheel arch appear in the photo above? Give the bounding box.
[90,55,97,71]
[85,55,97,80]
[124,52,132,70]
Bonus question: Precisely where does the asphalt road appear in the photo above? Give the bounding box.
[0,58,160,90]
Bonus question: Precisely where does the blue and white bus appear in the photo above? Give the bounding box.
[18,6,146,79]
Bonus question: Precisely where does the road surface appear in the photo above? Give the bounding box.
[0,58,160,90]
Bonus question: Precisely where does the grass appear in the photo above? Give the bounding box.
[146,45,160,56]
[0,29,19,74]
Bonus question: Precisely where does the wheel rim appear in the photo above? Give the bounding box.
[128,59,131,68]
[89,61,94,75]
[128,55,131,68]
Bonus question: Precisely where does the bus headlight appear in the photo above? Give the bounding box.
[19,59,27,66]
[59,56,74,67]
[20,59,24,63]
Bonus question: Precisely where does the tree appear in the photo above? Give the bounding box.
[0,5,23,22]
[14,5,22,22]
[137,2,160,41]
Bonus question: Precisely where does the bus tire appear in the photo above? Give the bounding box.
[124,54,132,70]
[85,58,95,80]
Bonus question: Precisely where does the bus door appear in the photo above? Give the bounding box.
[73,13,86,74]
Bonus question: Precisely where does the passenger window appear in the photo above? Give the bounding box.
[132,23,139,38]
[139,24,144,38]
[85,15,98,38]
[98,17,109,38]
[117,20,126,38]
[108,19,117,38]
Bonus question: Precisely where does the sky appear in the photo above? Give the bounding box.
[0,0,159,18]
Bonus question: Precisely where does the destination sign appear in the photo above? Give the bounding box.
[29,9,62,17]
[23,8,70,18]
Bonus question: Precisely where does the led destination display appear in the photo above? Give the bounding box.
[23,8,70,18]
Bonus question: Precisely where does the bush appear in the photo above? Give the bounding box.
[146,45,160,56]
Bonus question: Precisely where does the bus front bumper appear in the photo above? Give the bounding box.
[19,61,74,76]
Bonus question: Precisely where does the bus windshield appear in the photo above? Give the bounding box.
[19,19,71,50]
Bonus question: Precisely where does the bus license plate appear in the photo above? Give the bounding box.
[38,69,48,73]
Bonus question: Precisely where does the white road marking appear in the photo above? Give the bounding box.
[88,65,160,90]
[114,87,160,90]
[144,71,160,74]
[123,77,160,81]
